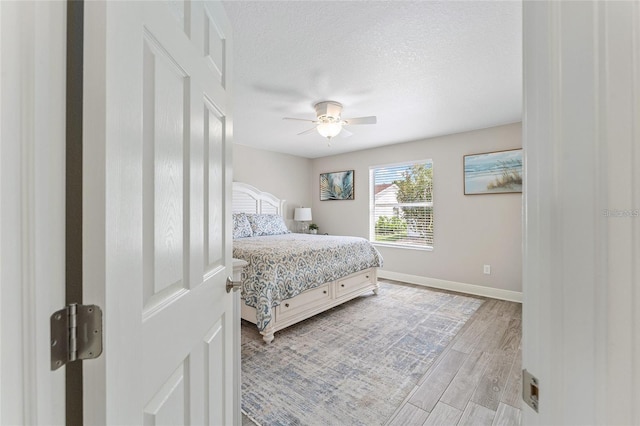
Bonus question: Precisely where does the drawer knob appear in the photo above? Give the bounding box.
[341,284,345,287]
[366,275,369,279]
[285,303,290,308]
[323,290,327,294]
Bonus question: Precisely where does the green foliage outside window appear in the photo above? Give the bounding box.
[375,216,407,241]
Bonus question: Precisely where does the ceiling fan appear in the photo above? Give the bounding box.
[283,101,377,145]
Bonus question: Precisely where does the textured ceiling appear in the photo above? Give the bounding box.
[223,1,522,159]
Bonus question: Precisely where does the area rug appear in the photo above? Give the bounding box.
[241,281,484,426]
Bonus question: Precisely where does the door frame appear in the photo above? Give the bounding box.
[522,1,640,424]
[0,1,67,424]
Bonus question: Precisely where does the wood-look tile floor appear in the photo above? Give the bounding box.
[385,289,522,426]
[242,281,522,426]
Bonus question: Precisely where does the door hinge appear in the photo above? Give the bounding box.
[522,369,539,412]
[50,304,103,371]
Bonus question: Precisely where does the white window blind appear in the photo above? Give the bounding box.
[370,160,433,249]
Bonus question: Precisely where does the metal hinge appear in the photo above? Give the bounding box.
[50,304,103,371]
[522,369,539,412]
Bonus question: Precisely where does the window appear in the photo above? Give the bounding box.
[370,160,433,249]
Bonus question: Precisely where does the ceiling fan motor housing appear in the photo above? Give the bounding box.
[315,101,343,122]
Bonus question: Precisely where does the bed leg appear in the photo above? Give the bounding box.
[372,281,380,295]
[261,323,275,344]
[261,332,275,344]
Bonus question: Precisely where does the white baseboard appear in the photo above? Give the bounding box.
[378,270,522,303]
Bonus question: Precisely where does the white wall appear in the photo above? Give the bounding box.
[312,123,522,296]
[233,144,313,229]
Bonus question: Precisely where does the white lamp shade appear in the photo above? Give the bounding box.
[316,122,342,138]
[294,207,312,221]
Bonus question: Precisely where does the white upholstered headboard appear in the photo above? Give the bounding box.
[232,182,286,217]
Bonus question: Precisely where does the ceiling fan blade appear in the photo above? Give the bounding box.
[343,116,377,125]
[297,126,318,136]
[340,128,353,138]
[283,117,317,123]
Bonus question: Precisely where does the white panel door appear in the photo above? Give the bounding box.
[82,1,236,424]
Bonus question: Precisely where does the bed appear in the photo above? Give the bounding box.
[233,182,383,343]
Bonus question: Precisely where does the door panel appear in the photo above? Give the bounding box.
[204,9,226,86]
[83,2,235,424]
[205,101,225,271]
[204,319,226,425]
[142,27,188,313]
[144,363,189,425]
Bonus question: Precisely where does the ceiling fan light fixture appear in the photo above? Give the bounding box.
[283,100,376,144]
[316,121,342,139]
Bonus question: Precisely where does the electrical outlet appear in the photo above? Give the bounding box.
[483,265,491,275]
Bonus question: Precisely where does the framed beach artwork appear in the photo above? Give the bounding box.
[464,149,523,195]
[320,170,354,201]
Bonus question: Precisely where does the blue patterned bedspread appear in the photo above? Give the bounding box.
[233,233,383,331]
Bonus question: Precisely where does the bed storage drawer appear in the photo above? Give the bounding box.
[336,270,374,298]
[276,283,331,320]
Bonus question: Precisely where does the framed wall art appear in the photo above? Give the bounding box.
[320,170,354,201]
[464,149,523,195]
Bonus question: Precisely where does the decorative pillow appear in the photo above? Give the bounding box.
[246,214,290,236]
[232,213,253,239]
